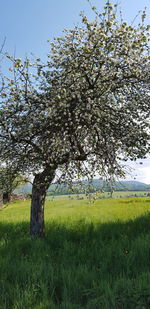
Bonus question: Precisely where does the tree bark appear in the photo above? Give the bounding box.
[30,167,55,237]
[3,192,11,204]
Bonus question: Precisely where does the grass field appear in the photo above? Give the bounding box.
[46,191,150,201]
[0,197,150,308]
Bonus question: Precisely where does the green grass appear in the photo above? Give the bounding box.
[0,197,150,308]
[46,191,150,201]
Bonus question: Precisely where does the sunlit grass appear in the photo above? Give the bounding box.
[46,190,149,201]
[1,196,150,224]
[48,196,150,219]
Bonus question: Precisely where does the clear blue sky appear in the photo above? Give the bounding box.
[0,0,149,59]
[0,0,150,183]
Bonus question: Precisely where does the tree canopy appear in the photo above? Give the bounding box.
[0,2,150,236]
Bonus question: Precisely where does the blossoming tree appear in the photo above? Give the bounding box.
[0,2,149,236]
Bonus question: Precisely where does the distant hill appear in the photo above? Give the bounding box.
[14,179,150,195]
[114,180,150,191]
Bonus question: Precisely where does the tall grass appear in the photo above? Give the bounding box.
[0,197,150,308]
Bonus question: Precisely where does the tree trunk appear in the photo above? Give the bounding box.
[30,167,55,237]
[3,192,11,204]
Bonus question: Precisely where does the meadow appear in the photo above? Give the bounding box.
[46,191,149,201]
[0,197,150,308]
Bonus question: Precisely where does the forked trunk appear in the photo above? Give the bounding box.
[30,167,55,237]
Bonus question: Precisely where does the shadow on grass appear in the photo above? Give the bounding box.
[0,213,150,309]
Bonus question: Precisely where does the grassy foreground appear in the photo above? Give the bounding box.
[0,197,150,309]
